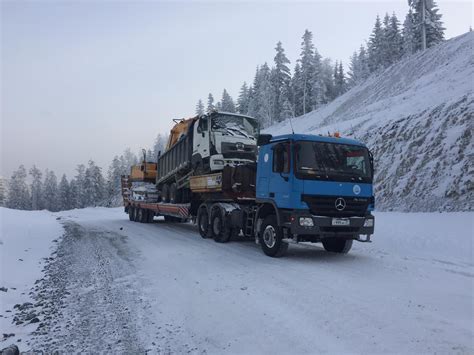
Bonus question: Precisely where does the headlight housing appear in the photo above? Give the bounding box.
[299,217,314,227]
[364,218,374,227]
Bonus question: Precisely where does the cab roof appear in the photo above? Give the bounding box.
[270,133,366,147]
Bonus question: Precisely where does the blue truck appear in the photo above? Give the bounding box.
[124,115,375,257]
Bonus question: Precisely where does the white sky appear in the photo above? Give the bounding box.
[1,0,472,179]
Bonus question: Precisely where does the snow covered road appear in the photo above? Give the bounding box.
[1,207,473,353]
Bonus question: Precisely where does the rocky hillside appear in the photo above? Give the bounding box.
[268,32,473,212]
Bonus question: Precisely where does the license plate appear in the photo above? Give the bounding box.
[332,218,350,226]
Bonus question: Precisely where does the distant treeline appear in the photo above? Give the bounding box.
[1,134,168,212]
[197,0,445,127]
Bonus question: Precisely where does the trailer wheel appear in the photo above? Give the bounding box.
[132,207,139,222]
[147,210,154,223]
[259,215,288,257]
[128,207,134,221]
[322,239,353,254]
[211,208,231,243]
[197,207,210,238]
[137,208,145,223]
[162,184,170,203]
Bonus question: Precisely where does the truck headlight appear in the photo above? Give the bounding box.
[214,159,224,165]
[364,219,374,227]
[299,217,314,227]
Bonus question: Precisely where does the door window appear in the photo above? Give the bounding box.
[273,143,290,173]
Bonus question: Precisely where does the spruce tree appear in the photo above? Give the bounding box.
[237,82,250,114]
[6,165,30,210]
[84,160,105,207]
[348,52,360,88]
[298,30,316,114]
[207,93,215,113]
[0,177,6,207]
[29,165,44,210]
[408,0,445,51]
[358,46,371,80]
[152,133,167,160]
[68,179,80,209]
[75,164,87,208]
[195,99,205,115]
[43,170,59,212]
[58,174,70,211]
[272,41,292,121]
[403,9,417,55]
[368,15,385,72]
[291,63,304,117]
[320,58,336,103]
[220,89,236,113]
[386,13,403,64]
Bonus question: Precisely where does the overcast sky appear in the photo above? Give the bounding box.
[1,0,472,179]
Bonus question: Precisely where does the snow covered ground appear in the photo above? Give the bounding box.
[1,207,473,353]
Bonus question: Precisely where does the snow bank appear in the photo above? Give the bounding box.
[0,208,63,342]
[267,32,474,212]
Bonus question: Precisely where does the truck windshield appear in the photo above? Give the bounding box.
[211,114,259,139]
[295,141,372,183]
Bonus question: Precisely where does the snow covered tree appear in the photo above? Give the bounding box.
[320,58,336,103]
[68,179,80,209]
[29,165,44,210]
[219,89,236,113]
[6,165,30,210]
[106,156,123,203]
[84,160,105,207]
[0,177,6,207]
[385,13,404,65]
[152,133,168,161]
[75,164,87,208]
[272,41,292,121]
[237,82,250,114]
[43,170,59,212]
[408,0,445,51]
[207,93,215,113]
[58,174,70,211]
[403,9,417,55]
[298,30,317,114]
[291,63,304,117]
[195,99,204,115]
[368,15,385,72]
[334,61,346,97]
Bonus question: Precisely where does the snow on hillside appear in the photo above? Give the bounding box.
[268,32,474,212]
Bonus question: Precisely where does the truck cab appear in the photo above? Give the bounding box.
[255,133,375,256]
[192,111,259,173]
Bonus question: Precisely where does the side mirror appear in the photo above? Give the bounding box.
[257,134,272,146]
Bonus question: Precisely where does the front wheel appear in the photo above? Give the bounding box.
[322,239,353,254]
[259,215,288,257]
[211,208,231,243]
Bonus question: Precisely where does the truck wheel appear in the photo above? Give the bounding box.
[322,239,353,254]
[128,207,134,221]
[211,208,231,243]
[197,207,210,238]
[137,208,144,223]
[259,215,288,257]
[147,210,154,223]
[162,184,170,203]
[132,207,139,222]
[169,183,182,204]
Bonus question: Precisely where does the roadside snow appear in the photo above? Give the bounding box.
[1,207,472,353]
[0,207,63,343]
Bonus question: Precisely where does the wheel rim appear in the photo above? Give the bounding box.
[213,216,221,236]
[263,225,276,248]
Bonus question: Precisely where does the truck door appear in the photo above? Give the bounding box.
[193,117,210,168]
[269,141,292,209]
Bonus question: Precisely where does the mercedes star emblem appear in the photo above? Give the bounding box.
[335,197,346,211]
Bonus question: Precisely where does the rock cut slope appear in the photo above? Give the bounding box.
[269,32,473,211]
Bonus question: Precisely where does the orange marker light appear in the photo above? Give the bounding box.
[334,132,341,138]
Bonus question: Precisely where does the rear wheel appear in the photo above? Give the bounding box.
[211,208,231,243]
[137,208,145,223]
[132,207,139,222]
[322,239,353,254]
[147,210,154,223]
[128,207,134,221]
[162,184,170,203]
[197,207,210,238]
[259,215,288,257]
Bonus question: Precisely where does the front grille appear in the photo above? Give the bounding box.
[221,142,257,161]
[320,227,359,233]
[302,195,370,217]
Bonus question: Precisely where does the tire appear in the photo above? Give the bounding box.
[210,207,231,243]
[322,239,353,254]
[137,208,145,223]
[162,184,170,203]
[147,210,154,223]
[197,207,210,238]
[128,207,134,221]
[132,207,139,222]
[259,215,288,257]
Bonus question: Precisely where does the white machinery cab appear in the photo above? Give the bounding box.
[192,111,258,173]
